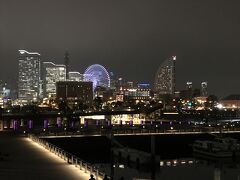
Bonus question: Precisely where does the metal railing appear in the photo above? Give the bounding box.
[37,126,240,138]
[28,134,108,180]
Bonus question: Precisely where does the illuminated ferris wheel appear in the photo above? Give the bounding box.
[83,64,110,90]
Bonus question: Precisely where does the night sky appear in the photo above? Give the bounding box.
[0,0,240,97]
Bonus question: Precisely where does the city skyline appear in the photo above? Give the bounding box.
[1,0,240,97]
[0,48,235,99]
[1,2,240,180]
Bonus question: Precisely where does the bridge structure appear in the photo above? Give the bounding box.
[0,110,143,129]
[1,106,240,137]
[37,125,240,138]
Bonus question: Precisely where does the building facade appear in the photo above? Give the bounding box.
[123,88,150,102]
[154,56,176,95]
[119,84,151,103]
[18,50,41,104]
[42,62,66,98]
[219,94,240,109]
[56,81,93,106]
[69,71,83,82]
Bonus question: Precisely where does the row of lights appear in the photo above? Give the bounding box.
[160,159,195,167]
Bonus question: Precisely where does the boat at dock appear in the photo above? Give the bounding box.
[192,137,240,158]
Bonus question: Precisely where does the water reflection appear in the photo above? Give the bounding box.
[96,157,240,180]
[45,134,240,180]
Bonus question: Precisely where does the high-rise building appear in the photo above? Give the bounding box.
[186,81,193,90]
[18,50,41,103]
[64,51,70,80]
[42,62,66,98]
[56,81,93,106]
[201,81,208,97]
[154,56,176,95]
[69,71,83,82]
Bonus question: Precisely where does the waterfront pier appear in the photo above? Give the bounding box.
[0,132,94,180]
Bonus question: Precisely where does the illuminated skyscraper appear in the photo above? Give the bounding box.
[201,81,208,97]
[42,62,66,98]
[154,56,176,95]
[69,71,83,82]
[18,50,41,103]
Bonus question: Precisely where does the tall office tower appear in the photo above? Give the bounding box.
[64,51,70,80]
[42,62,66,98]
[18,50,41,104]
[69,71,83,82]
[154,56,176,95]
[186,81,193,90]
[201,81,208,97]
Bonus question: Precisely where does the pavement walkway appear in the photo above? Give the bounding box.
[0,132,91,180]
